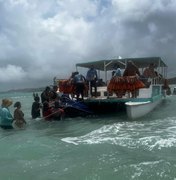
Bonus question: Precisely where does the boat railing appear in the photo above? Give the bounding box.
[140,76,164,86]
[151,77,163,85]
[56,76,164,100]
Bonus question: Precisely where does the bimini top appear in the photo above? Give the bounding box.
[76,57,167,71]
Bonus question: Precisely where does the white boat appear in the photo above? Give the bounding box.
[74,57,168,119]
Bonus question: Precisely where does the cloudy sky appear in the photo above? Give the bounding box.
[0,0,176,91]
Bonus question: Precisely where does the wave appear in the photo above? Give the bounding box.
[61,117,176,150]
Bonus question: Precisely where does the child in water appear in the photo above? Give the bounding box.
[14,101,26,128]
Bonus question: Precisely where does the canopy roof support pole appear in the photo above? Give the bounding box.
[104,60,112,84]
[158,59,161,76]
[104,61,107,84]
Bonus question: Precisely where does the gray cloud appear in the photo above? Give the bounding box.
[0,0,176,91]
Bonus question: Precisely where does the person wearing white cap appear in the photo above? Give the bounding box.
[0,98,13,129]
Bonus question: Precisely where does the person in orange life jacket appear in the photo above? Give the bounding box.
[123,61,141,98]
[86,65,98,97]
[0,99,13,129]
[73,72,86,101]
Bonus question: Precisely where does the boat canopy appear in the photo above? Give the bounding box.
[76,57,167,71]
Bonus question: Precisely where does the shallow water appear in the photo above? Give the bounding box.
[0,92,176,180]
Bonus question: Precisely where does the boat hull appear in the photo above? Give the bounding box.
[83,97,133,115]
[125,96,162,119]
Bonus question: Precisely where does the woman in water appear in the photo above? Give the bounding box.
[13,101,26,128]
[0,99,14,129]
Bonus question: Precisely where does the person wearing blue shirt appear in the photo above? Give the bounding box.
[86,65,98,97]
[114,65,122,77]
[0,99,13,129]
[74,72,86,100]
[112,64,122,77]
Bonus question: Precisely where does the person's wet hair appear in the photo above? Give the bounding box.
[45,86,50,91]
[34,96,40,102]
[14,101,21,108]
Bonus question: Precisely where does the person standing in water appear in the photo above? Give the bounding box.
[31,94,42,119]
[41,86,51,104]
[0,99,14,129]
[13,101,26,128]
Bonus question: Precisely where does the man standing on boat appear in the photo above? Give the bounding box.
[86,65,98,97]
[123,61,143,98]
[74,72,86,101]
[143,63,157,78]
[112,64,122,77]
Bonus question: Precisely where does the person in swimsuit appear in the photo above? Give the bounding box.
[14,101,26,128]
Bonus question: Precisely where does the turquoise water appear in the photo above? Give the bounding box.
[0,92,176,180]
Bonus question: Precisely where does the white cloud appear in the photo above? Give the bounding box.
[0,64,26,82]
[0,0,176,91]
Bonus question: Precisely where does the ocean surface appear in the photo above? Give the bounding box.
[0,90,176,180]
